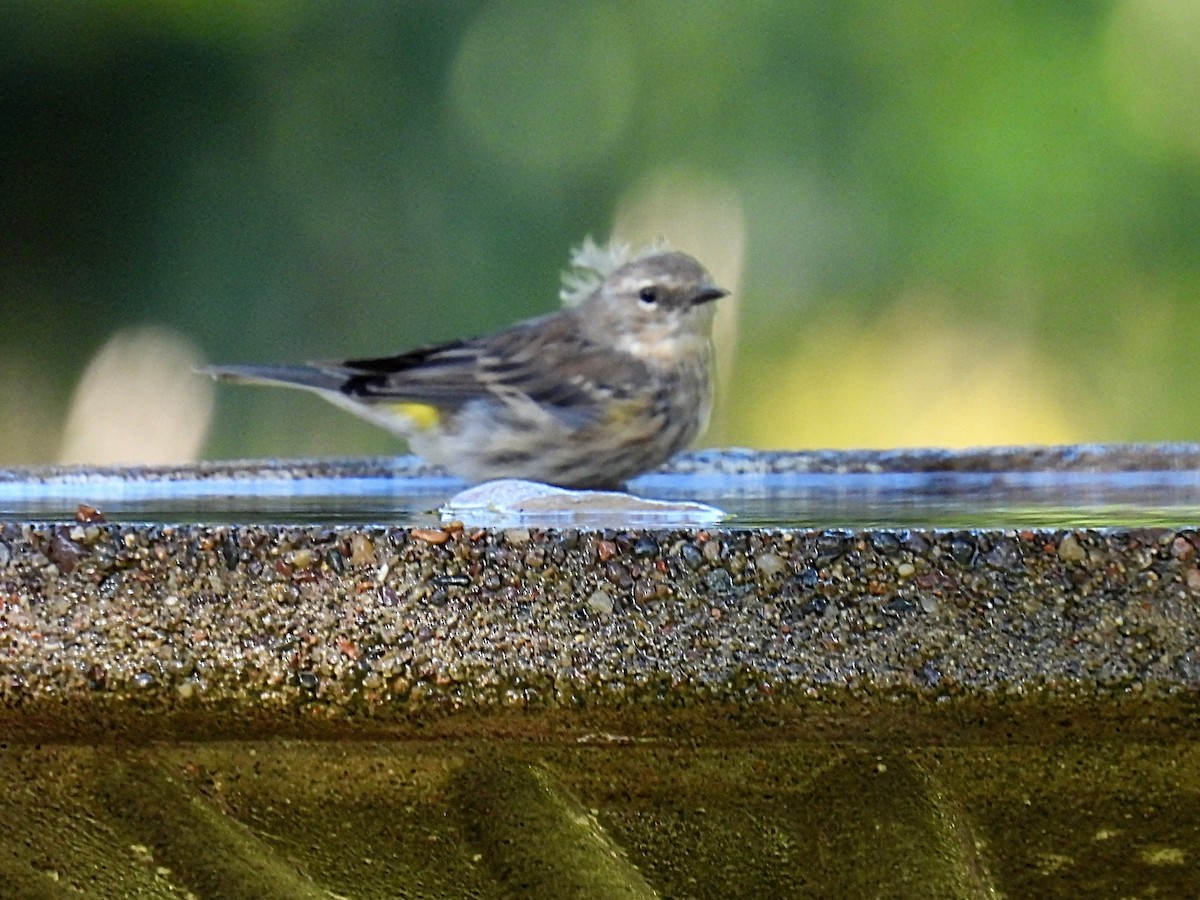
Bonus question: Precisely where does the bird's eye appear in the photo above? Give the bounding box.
[638,286,659,305]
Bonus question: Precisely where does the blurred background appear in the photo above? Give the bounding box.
[2,0,1199,466]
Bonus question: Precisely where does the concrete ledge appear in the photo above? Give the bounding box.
[3,448,1200,896]
[2,447,1199,742]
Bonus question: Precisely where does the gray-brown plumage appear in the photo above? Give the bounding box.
[202,245,728,488]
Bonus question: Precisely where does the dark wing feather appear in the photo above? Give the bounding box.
[330,312,650,426]
[334,337,479,401]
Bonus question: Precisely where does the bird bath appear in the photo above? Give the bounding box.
[1,446,1198,897]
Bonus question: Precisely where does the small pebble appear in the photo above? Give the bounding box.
[755,552,786,579]
[412,528,450,545]
[896,562,915,578]
[1057,533,1086,563]
[705,568,734,593]
[633,537,659,557]
[869,533,900,553]
[984,539,1021,570]
[814,533,844,559]
[297,671,319,690]
[349,534,376,566]
[504,528,531,546]
[948,538,975,564]
[587,589,614,615]
[903,533,930,554]
[75,503,106,524]
[605,562,633,589]
[679,544,704,570]
[47,532,86,575]
[222,535,241,569]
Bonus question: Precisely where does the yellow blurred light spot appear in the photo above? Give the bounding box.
[59,326,214,465]
[739,297,1083,450]
[390,402,441,432]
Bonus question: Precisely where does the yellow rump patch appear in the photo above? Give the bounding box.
[603,398,648,425]
[390,402,441,431]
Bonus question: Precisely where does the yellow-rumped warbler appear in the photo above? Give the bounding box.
[202,241,728,488]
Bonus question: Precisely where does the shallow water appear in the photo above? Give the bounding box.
[2,468,1200,528]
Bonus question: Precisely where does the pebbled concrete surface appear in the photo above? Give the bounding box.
[1,448,1199,897]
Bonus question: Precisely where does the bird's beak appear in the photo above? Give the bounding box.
[689,286,729,306]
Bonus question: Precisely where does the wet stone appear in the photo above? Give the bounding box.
[869,533,900,554]
[948,537,975,564]
[705,568,734,594]
[885,597,916,615]
[587,589,614,616]
[1058,533,1087,563]
[349,534,376,566]
[633,536,659,557]
[632,579,657,604]
[412,528,450,545]
[47,531,87,574]
[679,544,704,570]
[1171,536,1195,560]
[221,533,240,569]
[794,567,820,589]
[984,539,1021,570]
[297,672,319,691]
[605,562,633,589]
[755,552,787,579]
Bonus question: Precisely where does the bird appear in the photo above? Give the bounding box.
[201,241,729,489]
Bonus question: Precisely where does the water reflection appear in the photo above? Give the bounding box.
[2,458,1200,528]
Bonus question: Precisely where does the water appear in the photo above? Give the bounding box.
[2,467,1200,528]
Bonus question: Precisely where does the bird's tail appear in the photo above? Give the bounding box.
[198,364,345,393]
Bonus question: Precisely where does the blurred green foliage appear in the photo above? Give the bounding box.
[2,0,1199,464]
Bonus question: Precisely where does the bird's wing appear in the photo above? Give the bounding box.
[337,314,650,426]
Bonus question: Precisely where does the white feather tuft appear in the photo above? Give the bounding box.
[559,236,672,307]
